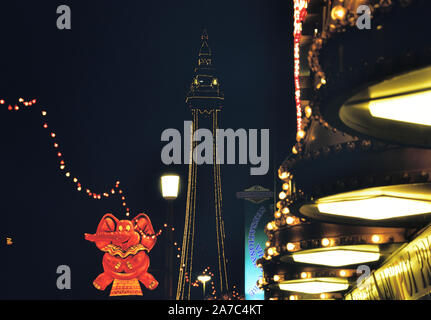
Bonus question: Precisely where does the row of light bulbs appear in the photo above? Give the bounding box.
[263,234,385,261]
[3,97,136,217]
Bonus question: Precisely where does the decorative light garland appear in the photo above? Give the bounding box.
[293,0,309,133]
[2,97,136,216]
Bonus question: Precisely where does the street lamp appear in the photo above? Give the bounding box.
[198,275,211,299]
[161,174,180,300]
[161,175,180,200]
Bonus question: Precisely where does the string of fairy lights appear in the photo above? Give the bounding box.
[2,97,137,216]
[293,0,309,133]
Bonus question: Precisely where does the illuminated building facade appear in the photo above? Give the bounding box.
[259,0,431,300]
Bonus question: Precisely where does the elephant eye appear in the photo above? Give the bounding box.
[118,225,123,231]
[126,225,131,231]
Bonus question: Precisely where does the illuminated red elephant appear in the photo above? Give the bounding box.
[85,213,159,295]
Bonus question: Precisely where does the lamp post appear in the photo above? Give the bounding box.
[197,275,211,299]
[161,174,180,300]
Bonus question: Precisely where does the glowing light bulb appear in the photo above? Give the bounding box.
[279,171,289,180]
[371,235,381,243]
[287,243,295,251]
[321,238,331,247]
[282,207,290,214]
[331,5,347,21]
[297,130,306,140]
[279,191,287,200]
[286,216,295,225]
[305,106,312,118]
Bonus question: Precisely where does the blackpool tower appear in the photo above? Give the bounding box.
[176,30,230,300]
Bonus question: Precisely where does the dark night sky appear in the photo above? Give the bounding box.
[0,0,295,299]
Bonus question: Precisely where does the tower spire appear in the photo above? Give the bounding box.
[197,29,212,68]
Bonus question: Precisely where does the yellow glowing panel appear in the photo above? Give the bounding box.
[368,90,431,126]
[317,196,431,220]
[279,278,349,294]
[292,245,380,267]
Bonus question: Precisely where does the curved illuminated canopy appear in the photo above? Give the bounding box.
[279,277,349,294]
[338,65,431,147]
[292,245,380,267]
[300,183,431,223]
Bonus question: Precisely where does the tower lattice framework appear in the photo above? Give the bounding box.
[176,30,229,300]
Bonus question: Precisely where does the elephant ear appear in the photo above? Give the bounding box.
[132,213,155,235]
[132,213,156,252]
[90,213,119,250]
[96,213,119,233]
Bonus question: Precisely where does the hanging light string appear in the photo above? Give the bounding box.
[1,97,157,223]
[293,0,309,133]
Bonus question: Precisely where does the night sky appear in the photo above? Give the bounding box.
[1,0,295,299]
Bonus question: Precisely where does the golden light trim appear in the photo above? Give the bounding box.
[279,277,349,294]
[292,245,380,267]
[369,89,431,126]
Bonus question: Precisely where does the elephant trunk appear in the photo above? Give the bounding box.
[85,231,130,243]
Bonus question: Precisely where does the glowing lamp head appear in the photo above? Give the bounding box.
[161,174,180,200]
[197,275,211,284]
